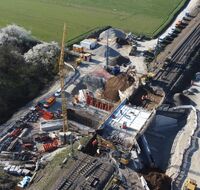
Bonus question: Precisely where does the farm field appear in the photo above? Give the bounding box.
[0,0,187,42]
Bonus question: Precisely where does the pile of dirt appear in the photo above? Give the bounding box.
[103,73,135,102]
[72,75,105,95]
[129,86,148,106]
[109,55,130,66]
[144,172,171,190]
[141,168,171,190]
[93,45,120,58]
[99,28,126,40]
[116,37,129,45]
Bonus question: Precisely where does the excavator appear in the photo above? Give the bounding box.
[139,72,155,85]
[182,178,197,190]
[97,136,131,165]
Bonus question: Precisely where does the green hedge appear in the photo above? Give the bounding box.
[151,0,190,38]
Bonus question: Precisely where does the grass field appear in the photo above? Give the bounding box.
[0,0,187,42]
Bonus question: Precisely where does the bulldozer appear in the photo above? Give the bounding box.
[182,178,197,190]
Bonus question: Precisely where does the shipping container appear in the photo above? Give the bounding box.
[42,139,58,152]
[73,44,84,53]
[80,39,97,50]
[39,110,54,120]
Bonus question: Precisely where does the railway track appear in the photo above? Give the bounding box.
[55,153,104,190]
[172,23,200,63]
[55,154,89,190]
[153,22,200,94]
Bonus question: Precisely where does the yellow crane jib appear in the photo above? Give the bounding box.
[59,23,68,136]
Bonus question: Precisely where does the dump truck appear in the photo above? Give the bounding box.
[182,178,197,190]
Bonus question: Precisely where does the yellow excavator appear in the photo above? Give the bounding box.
[97,136,131,165]
[140,72,155,85]
[182,178,197,190]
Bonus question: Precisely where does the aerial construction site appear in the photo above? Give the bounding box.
[0,0,200,190]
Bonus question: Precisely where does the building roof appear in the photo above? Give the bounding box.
[100,100,154,147]
[80,38,97,45]
[110,105,152,132]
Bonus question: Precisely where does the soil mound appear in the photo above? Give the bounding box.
[93,45,120,58]
[141,168,171,190]
[103,73,134,102]
[99,28,126,40]
[109,55,130,66]
[144,171,171,190]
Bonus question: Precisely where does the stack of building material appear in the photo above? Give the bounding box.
[41,139,59,152]
[86,92,114,111]
[40,120,62,132]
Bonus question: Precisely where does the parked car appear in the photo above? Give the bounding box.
[36,96,56,109]
[17,176,31,188]
[175,20,182,27]
[185,11,192,18]
[54,88,61,97]
[183,16,192,21]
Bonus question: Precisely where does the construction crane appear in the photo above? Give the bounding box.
[59,24,75,158]
[106,29,109,69]
[59,23,68,142]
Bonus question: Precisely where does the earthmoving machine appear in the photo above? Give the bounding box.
[139,72,155,85]
[98,136,116,150]
[97,136,131,165]
[182,178,197,190]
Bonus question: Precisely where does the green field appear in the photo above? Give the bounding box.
[0,0,187,42]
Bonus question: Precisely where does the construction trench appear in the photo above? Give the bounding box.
[0,3,200,189]
[48,45,200,189]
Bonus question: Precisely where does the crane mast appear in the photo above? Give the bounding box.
[59,23,68,134]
